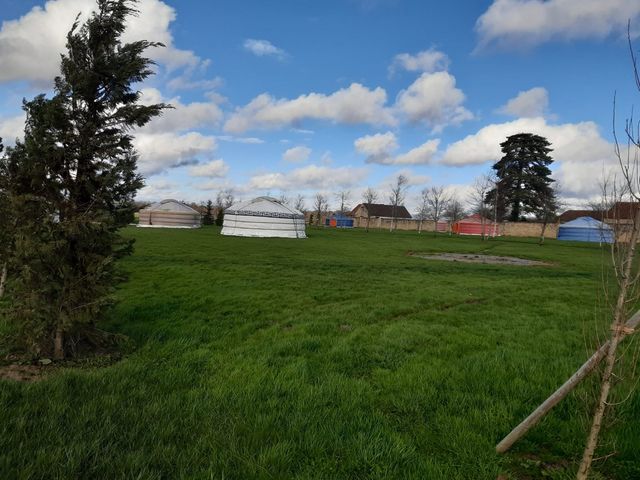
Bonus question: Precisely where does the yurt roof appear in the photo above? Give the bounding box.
[226,196,304,219]
[143,199,199,214]
[560,216,612,230]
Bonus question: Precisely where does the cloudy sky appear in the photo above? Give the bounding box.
[1,0,640,211]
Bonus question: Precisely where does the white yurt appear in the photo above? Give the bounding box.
[221,196,306,238]
[138,199,201,228]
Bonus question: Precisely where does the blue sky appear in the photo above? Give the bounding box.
[1,0,640,211]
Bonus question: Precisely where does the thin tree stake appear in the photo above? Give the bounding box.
[496,309,640,454]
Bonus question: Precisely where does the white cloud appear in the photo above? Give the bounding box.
[440,117,616,197]
[243,39,287,59]
[134,132,217,176]
[139,88,223,134]
[389,48,449,75]
[0,0,204,85]
[283,146,312,163]
[395,72,473,130]
[384,168,430,187]
[188,159,229,178]
[0,113,25,144]
[248,164,369,191]
[476,0,640,49]
[166,75,224,91]
[224,83,396,133]
[215,135,264,144]
[497,87,549,118]
[137,178,182,201]
[354,131,439,165]
[393,139,440,165]
[354,132,398,161]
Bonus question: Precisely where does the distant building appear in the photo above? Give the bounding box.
[452,214,500,237]
[350,203,412,220]
[221,196,306,239]
[138,199,201,228]
[325,214,354,228]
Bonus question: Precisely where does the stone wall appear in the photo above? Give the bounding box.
[350,216,557,238]
[305,213,639,242]
[502,221,558,239]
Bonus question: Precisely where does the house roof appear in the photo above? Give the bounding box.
[607,202,640,220]
[558,209,603,223]
[351,203,412,219]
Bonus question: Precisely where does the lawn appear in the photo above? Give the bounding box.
[1,226,638,479]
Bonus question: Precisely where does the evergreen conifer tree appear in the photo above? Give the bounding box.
[6,0,167,358]
[487,133,555,222]
[0,138,12,298]
[203,200,214,225]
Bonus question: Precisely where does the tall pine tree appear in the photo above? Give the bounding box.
[202,200,214,225]
[6,0,167,358]
[487,133,555,222]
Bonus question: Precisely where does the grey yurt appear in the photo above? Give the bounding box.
[221,196,306,238]
[138,199,201,228]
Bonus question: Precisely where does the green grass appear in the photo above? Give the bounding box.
[1,226,639,479]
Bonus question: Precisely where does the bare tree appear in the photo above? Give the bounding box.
[294,194,306,213]
[278,193,289,205]
[313,193,328,226]
[388,174,408,232]
[216,189,235,209]
[536,184,560,245]
[587,175,625,221]
[416,189,429,234]
[469,175,493,240]
[425,186,450,235]
[336,190,351,215]
[444,196,466,235]
[362,187,378,232]
[577,32,640,478]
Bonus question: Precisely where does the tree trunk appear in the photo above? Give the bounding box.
[539,221,547,245]
[53,327,65,360]
[0,262,7,298]
[418,219,423,234]
[577,209,640,480]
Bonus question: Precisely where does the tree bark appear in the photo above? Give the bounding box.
[0,262,6,298]
[53,327,65,360]
[539,221,547,245]
[576,209,640,480]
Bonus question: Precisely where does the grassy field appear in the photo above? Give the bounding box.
[1,226,639,479]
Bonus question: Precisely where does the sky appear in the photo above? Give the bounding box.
[1,0,640,212]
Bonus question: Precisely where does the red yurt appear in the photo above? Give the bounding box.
[452,214,500,237]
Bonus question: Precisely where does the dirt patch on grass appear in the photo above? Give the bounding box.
[0,364,51,382]
[411,252,549,266]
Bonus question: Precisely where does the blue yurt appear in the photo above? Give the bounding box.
[557,216,614,244]
[325,215,354,228]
